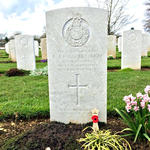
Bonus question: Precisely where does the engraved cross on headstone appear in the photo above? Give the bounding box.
[68,74,88,105]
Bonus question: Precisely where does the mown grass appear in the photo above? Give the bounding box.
[0,76,49,120]
[0,50,47,73]
[107,70,150,115]
[0,62,47,74]
[0,70,150,120]
[107,57,150,69]
[0,49,150,120]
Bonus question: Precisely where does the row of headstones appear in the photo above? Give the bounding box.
[4,8,148,124]
[5,35,47,70]
[108,30,150,70]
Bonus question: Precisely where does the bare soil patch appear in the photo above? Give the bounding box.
[0,117,149,150]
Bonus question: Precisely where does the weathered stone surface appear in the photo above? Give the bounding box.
[5,43,9,54]
[107,35,116,58]
[142,34,149,57]
[15,35,36,71]
[9,39,16,62]
[46,7,107,124]
[40,38,47,60]
[34,40,39,57]
[122,30,142,70]
[118,37,122,52]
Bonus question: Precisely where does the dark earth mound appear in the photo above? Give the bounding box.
[1,117,150,150]
[5,68,29,77]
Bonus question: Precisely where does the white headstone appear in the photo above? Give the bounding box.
[5,43,9,54]
[34,40,39,57]
[46,7,107,124]
[41,38,47,60]
[118,37,122,52]
[15,35,36,71]
[147,34,150,52]
[107,35,116,58]
[142,34,149,57]
[9,39,16,62]
[122,30,142,70]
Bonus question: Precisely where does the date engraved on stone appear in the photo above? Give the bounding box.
[62,13,90,47]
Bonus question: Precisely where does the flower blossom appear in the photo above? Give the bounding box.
[148,104,150,112]
[136,92,143,99]
[129,94,136,101]
[125,104,132,112]
[140,101,145,109]
[142,94,149,103]
[134,106,139,112]
[131,100,137,106]
[144,85,150,94]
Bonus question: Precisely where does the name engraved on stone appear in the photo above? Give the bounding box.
[68,74,88,105]
[62,13,90,47]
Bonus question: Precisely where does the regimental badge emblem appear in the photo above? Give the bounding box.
[128,32,137,44]
[62,13,90,47]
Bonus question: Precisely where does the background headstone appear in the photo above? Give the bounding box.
[46,7,107,124]
[122,30,142,70]
[34,40,39,57]
[107,35,116,58]
[118,36,122,52]
[9,39,16,62]
[15,35,36,71]
[142,34,149,57]
[147,35,150,52]
[5,43,9,54]
[40,38,47,60]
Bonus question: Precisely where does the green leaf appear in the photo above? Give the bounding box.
[115,108,136,131]
[134,124,142,143]
[143,133,150,141]
[121,133,134,137]
[121,128,134,132]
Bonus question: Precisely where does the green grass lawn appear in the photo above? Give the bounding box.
[0,49,150,120]
[0,50,47,73]
[107,70,150,114]
[0,76,49,120]
[107,57,150,69]
[0,70,150,120]
[0,62,47,74]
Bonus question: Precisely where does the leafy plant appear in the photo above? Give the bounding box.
[115,85,150,143]
[77,127,131,150]
[30,66,48,76]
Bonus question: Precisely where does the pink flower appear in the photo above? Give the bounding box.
[125,105,132,112]
[144,85,150,94]
[148,105,150,112]
[131,101,137,106]
[134,106,139,112]
[123,96,130,101]
[140,101,145,109]
[123,94,136,104]
[123,96,131,104]
[129,94,136,101]
[136,92,143,98]
[143,94,149,103]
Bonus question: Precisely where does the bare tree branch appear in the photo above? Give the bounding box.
[87,0,134,35]
[144,0,150,32]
